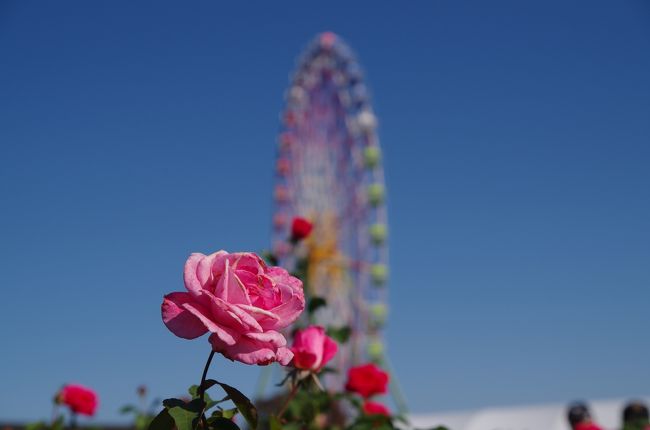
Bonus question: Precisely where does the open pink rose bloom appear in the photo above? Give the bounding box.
[162,251,305,365]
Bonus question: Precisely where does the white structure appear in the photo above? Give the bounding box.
[408,397,650,430]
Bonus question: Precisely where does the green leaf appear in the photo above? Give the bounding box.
[207,417,240,430]
[168,407,199,430]
[51,416,65,430]
[148,409,175,430]
[269,416,282,430]
[188,385,199,398]
[161,398,206,430]
[261,250,278,266]
[327,325,351,344]
[307,297,327,314]
[162,398,188,409]
[135,414,153,430]
[25,421,45,430]
[212,408,237,419]
[120,405,137,414]
[214,381,258,430]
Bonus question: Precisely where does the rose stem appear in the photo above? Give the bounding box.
[277,382,300,421]
[198,350,216,427]
[70,412,77,430]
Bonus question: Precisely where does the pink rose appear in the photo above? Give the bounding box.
[290,325,338,372]
[162,251,305,365]
[59,384,98,416]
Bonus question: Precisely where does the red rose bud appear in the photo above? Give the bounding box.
[59,384,98,416]
[345,363,389,399]
[363,401,391,417]
[291,217,313,241]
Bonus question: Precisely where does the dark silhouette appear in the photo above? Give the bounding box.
[623,401,650,430]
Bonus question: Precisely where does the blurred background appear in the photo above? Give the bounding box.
[1,0,649,425]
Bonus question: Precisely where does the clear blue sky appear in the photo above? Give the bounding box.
[1,0,649,424]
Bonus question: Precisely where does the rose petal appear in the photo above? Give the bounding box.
[161,292,208,339]
[181,301,238,345]
[210,335,276,365]
[276,347,294,366]
[184,254,207,297]
[245,330,287,347]
[321,336,338,369]
[292,349,318,370]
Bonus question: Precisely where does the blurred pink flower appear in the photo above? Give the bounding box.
[162,251,305,365]
[290,325,337,372]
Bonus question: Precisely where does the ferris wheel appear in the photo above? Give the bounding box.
[270,32,390,387]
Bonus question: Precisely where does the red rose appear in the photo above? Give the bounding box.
[363,401,390,417]
[575,423,604,430]
[345,363,389,398]
[60,384,98,416]
[291,217,313,241]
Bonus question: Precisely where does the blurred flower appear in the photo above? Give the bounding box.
[290,325,338,372]
[291,217,313,241]
[575,423,604,430]
[345,363,389,398]
[363,401,390,417]
[136,385,147,398]
[59,384,98,416]
[162,251,305,365]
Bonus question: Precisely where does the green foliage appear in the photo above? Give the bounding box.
[261,250,278,266]
[209,380,258,430]
[25,416,65,430]
[120,405,138,414]
[307,297,327,315]
[211,408,238,420]
[623,420,650,430]
[346,414,394,430]
[149,409,175,430]
[167,400,203,430]
[327,325,352,344]
[207,417,240,430]
[149,378,257,430]
[269,416,283,430]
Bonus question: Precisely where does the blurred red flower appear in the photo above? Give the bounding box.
[363,401,390,417]
[291,217,313,241]
[60,384,98,416]
[345,363,389,398]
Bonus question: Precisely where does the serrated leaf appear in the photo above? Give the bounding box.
[148,409,175,430]
[207,417,240,430]
[215,381,258,430]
